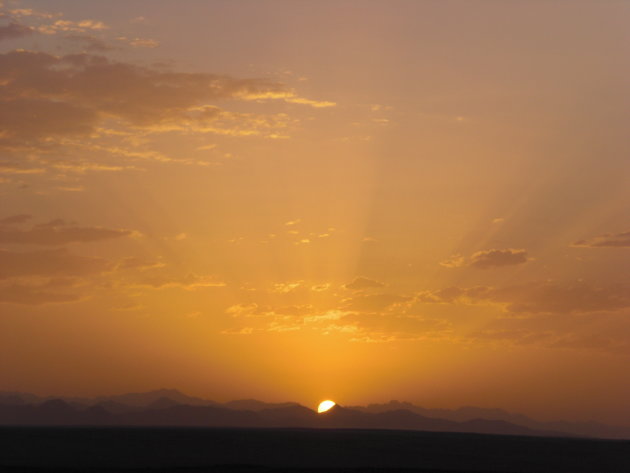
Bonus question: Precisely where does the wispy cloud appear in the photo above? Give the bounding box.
[0,22,33,41]
[440,249,529,269]
[344,277,385,290]
[572,231,630,248]
[0,216,131,245]
[417,281,630,315]
[0,248,110,279]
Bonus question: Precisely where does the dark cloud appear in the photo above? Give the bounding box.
[0,218,130,245]
[0,97,98,143]
[0,22,33,41]
[0,248,110,279]
[469,248,528,269]
[344,276,385,290]
[0,49,319,174]
[573,231,630,248]
[0,50,286,141]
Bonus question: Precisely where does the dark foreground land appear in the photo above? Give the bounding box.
[0,427,629,473]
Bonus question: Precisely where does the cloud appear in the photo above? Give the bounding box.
[6,8,59,20]
[0,50,325,130]
[0,218,131,245]
[487,282,630,315]
[0,50,280,130]
[284,97,336,108]
[116,257,164,271]
[0,214,32,225]
[0,282,81,305]
[62,33,115,52]
[37,19,108,35]
[572,231,630,248]
[0,93,98,143]
[439,254,465,268]
[547,332,630,354]
[130,272,226,290]
[417,282,630,315]
[226,303,314,319]
[274,305,314,316]
[472,312,630,355]
[342,313,451,343]
[0,248,110,279]
[342,293,411,312]
[226,303,264,318]
[311,283,330,292]
[2,5,106,36]
[416,286,465,304]
[469,248,529,269]
[223,306,348,337]
[271,281,303,293]
[344,277,385,290]
[440,249,529,269]
[221,293,453,342]
[0,22,33,41]
[0,49,332,175]
[116,36,159,48]
[222,278,630,348]
[473,329,547,345]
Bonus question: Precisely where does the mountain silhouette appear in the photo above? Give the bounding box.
[258,404,319,427]
[2,390,629,439]
[224,399,301,411]
[92,400,140,414]
[95,388,215,407]
[147,396,183,410]
[349,400,630,439]
[0,396,564,437]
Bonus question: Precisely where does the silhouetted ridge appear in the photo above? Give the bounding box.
[258,404,318,427]
[224,399,300,411]
[95,388,215,407]
[147,396,182,410]
[2,390,630,438]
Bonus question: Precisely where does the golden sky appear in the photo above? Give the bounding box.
[1,0,629,425]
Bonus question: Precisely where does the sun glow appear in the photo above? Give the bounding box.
[317,400,336,413]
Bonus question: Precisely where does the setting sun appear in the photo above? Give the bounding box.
[317,400,336,413]
[1,0,630,440]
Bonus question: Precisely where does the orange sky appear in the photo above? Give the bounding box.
[1,0,629,425]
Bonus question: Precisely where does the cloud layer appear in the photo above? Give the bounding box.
[573,231,630,248]
[417,282,630,315]
[0,48,333,177]
[440,249,529,269]
[0,216,130,245]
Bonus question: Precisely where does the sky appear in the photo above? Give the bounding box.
[1,0,629,425]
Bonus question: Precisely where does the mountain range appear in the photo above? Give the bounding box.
[1,389,629,440]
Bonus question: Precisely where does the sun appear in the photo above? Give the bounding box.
[317,400,336,413]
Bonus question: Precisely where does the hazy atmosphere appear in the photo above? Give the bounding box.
[1,0,629,427]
